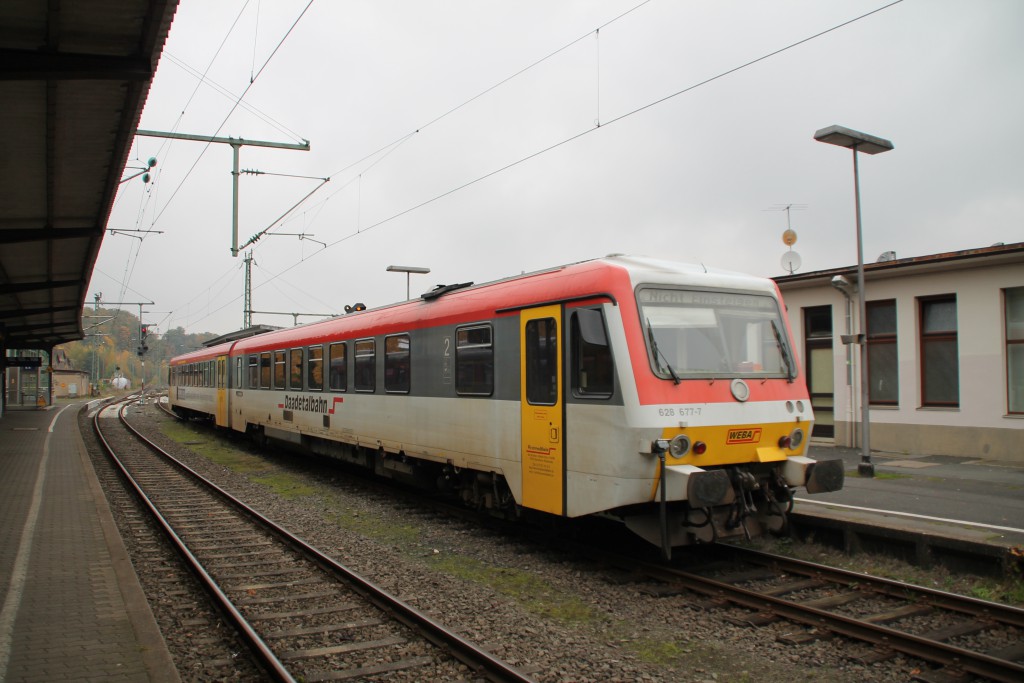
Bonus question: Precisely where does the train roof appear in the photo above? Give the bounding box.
[169,255,778,364]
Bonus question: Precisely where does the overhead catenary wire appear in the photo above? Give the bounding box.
[150,0,315,227]
[318,1,909,248]
[177,0,906,333]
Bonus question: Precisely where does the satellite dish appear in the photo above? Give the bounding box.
[781,251,802,274]
[876,250,897,262]
[782,228,797,246]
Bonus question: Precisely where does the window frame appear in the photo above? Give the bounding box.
[354,339,376,393]
[259,352,271,389]
[919,295,959,408]
[384,333,411,394]
[1005,287,1024,415]
[866,299,898,406]
[525,317,558,406]
[289,347,304,390]
[328,341,347,392]
[307,344,324,391]
[273,350,287,390]
[570,308,614,400]
[455,324,494,397]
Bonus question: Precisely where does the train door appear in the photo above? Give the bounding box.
[215,355,228,428]
[520,305,564,515]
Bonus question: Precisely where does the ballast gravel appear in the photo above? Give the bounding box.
[97,401,946,682]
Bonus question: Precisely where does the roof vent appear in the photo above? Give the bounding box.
[876,251,897,263]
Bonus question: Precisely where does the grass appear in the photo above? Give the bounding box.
[428,554,600,625]
[330,509,422,546]
[251,473,318,500]
[160,421,270,474]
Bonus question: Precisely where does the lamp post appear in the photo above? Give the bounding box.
[814,125,893,478]
[386,265,430,300]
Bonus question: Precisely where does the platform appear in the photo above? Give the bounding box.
[0,402,178,683]
[802,443,1024,542]
[792,443,1024,576]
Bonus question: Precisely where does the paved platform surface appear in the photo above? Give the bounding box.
[801,442,1024,549]
[0,402,178,683]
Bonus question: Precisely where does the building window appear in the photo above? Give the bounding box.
[1006,287,1024,414]
[867,300,898,405]
[803,305,835,439]
[307,345,323,391]
[329,342,347,391]
[456,325,493,396]
[273,350,287,390]
[384,334,411,393]
[571,308,613,399]
[920,295,958,407]
[289,348,303,390]
[354,339,375,392]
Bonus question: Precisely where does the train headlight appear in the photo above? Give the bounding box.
[669,435,691,458]
[789,428,804,450]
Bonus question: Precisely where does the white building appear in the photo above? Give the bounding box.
[774,242,1023,464]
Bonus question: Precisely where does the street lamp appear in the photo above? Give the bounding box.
[814,125,894,478]
[386,265,430,300]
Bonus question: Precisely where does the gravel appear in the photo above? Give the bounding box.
[90,399,986,682]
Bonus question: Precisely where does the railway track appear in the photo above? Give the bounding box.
[609,544,1024,683]
[94,397,535,683]
[149,395,1023,681]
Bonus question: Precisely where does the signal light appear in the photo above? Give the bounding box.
[692,441,707,456]
[778,435,792,449]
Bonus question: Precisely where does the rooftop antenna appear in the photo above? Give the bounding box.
[767,204,806,274]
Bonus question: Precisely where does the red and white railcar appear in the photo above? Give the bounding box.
[169,255,843,550]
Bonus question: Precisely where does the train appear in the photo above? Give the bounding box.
[168,255,843,553]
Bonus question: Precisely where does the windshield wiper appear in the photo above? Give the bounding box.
[646,318,681,385]
[770,320,796,383]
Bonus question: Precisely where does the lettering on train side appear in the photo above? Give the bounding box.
[279,394,344,414]
[726,428,762,444]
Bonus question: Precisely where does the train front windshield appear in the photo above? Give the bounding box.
[637,287,795,380]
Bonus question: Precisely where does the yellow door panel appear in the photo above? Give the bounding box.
[216,356,228,427]
[520,306,564,515]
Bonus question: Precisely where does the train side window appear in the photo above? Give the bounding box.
[307,345,323,391]
[273,351,287,389]
[384,334,411,393]
[235,357,242,389]
[329,342,347,391]
[289,348,303,390]
[525,318,558,405]
[354,339,375,392]
[248,355,259,389]
[456,324,493,396]
[571,308,614,399]
[260,352,272,389]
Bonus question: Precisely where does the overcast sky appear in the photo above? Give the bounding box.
[91,0,1024,336]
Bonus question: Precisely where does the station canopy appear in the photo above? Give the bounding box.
[0,0,178,350]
